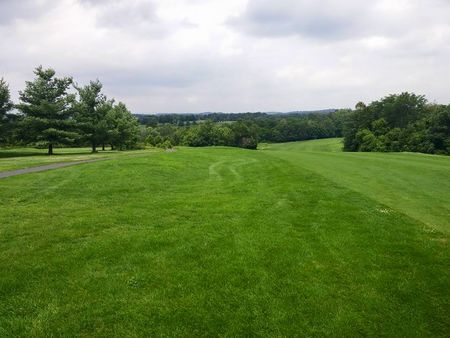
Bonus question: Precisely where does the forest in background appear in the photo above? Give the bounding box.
[139,93,449,155]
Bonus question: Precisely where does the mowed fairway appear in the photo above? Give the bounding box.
[266,139,450,233]
[0,141,449,337]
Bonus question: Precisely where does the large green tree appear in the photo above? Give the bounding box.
[74,80,112,152]
[0,78,14,143]
[16,66,77,155]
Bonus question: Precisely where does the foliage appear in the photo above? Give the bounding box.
[0,78,14,144]
[74,80,114,152]
[145,119,259,149]
[106,102,140,150]
[15,66,78,154]
[0,67,142,154]
[343,92,449,154]
[142,110,351,150]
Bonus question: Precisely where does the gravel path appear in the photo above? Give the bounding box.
[0,159,104,179]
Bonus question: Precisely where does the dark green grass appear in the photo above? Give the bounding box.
[0,144,449,336]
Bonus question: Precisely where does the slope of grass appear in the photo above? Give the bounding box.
[261,138,344,152]
[0,143,448,336]
[266,139,450,233]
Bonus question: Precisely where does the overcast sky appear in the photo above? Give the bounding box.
[1,0,449,113]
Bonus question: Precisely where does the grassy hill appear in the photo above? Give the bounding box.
[265,138,450,233]
[0,140,448,336]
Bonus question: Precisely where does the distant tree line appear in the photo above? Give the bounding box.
[343,93,450,155]
[137,112,269,126]
[136,110,337,126]
[141,110,349,149]
[0,66,139,154]
[145,120,259,149]
[140,93,449,155]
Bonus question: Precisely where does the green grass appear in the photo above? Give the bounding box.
[0,147,157,171]
[0,141,449,337]
[266,138,450,233]
[260,138,344,152]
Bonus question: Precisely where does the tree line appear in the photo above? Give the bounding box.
[145,120,259,149]
[141,110,349,149]
[140,93,449,155]
[136,110,336,126]
[343,93,450,155]
[0,66,139,154]
[137,112,269,126]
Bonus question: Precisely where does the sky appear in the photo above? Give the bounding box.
[0,0,449,113]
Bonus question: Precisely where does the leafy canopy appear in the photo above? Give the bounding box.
[15,66,78,153]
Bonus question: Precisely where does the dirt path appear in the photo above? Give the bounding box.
[0,159,105,179]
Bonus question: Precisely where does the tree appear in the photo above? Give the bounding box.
[343,92,449,155]
[0,78,14,143]
[16,66,77,155]
[74,80,112,152]
[106,102,139,150]
[422,104,450,154]
[355,129,381,152]
[96,100,114,150]
[182,120,219,147]
[231,121,258,149]
[355,101,366,110]
[146,127,163,147]
[381,92,427,128]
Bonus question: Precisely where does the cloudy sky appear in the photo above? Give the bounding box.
[1,0,449,113]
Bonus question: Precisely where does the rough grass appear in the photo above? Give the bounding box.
[0,141,449,337]
[0,147,156,172]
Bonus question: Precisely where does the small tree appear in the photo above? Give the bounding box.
[74,80,112,152]
[146,127,162,146]
[106,102,139,150]
[0,78,14,143]
[231,121,258,149]
[16,66,77,155]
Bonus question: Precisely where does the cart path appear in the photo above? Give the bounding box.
[0,159,106,179]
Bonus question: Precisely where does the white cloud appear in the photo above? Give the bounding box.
[0,0,449,113]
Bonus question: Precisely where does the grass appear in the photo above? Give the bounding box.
[0,147,157,171]
[0,140,449,337]
[265,139,450,233]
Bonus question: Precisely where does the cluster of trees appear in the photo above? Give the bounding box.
[137,110,337,127]
[0,66,139,154]
[141,94,449,155]
[145,120,258,149]
[249,110,348,143]
[343,93,450,155]
[142,110,350,149]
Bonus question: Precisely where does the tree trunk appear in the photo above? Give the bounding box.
[102,143,105,151]
[92,142,96,153]
[111,145,114,150]
[48,143,53,155]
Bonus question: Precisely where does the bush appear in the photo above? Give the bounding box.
[157,140,172,149]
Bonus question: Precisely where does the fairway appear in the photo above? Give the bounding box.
[0,140,449,337]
